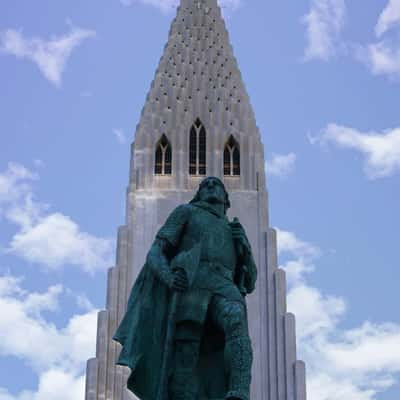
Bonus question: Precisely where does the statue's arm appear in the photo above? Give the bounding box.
[146,238,174,288]
[146,237,189,292]
[146,205,191,291]
[241,246,257,294]
[231,218,257,294]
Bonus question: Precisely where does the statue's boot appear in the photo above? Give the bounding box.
[224,335,252,400]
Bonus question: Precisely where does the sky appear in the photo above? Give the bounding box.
[0,0,400,399]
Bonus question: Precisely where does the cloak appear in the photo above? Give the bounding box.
[113,259,229,400]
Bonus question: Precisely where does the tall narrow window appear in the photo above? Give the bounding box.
[154,134,172,175]
[224,135,240,176]
[189,118,206,175]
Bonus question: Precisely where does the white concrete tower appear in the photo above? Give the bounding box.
[85,0,307,399]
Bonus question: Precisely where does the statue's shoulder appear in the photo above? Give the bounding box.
[163,204,194,227]
[170,203,194,217]
[157,204,194,245]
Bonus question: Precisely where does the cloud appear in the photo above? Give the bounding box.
[277,228,400,400]
[375,0,400,37]
[288,284,346,340]
[304,320,400,400]
[362,39,400,77]
[0,370,86,400]
[302,0,347,61]
[265,153,297,178]
[120,0,241,13]
[299,0,400,78]
[317,123,400,179]
[0,26,95,87]
[0,163,113,272]
[0,274,97,371]
[113,128,127,144]
[0,162,37,208]
[355,0,400,78]
[0,273,97,400]
[66,289,95,312]
[217,0,241,11]
[276,228,320,285]
[277,229,320,260]
[8,213,113,273]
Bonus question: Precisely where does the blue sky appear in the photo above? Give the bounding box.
[1,0,400,399]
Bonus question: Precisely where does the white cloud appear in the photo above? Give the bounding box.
[299,0,400,78]
[0,274,97,371]
[363,39,400,77]
[0,26,95,87]
[375,0,400,37]
[0,372,85,400]
[66,289,95,312]
[0,273,97,400]
[278,228,400,400]
[277,228,320,259]
[120,0,241,13]
[288,284,346,340]
[113,128,127,144]
[276,228,320,285]
[304,320,400,400]
[9,213,113,273]
[218,0,241,11]
[0,163,113,272]
[302,0,346,61]
[355,0,400,78]
[265,153,297,177]
[318,123,400,179]
[0,162,37,207]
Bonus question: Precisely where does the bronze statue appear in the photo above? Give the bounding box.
[113,177,257,400]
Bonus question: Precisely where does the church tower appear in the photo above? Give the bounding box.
[85,0,306,399]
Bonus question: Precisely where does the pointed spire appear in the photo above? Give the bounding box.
[135,0,256,140]
[131,0,262,190]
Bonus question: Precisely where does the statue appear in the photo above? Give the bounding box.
[113,177,257,400]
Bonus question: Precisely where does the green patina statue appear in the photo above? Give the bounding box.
[113,177,257,400]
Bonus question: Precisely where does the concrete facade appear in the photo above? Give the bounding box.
[85,0,306,399]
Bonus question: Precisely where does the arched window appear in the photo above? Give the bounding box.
[154,134,172,175]
[224,135,240,176]
[189,118,206,175]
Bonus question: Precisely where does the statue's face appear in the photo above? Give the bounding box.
[198,177,226,205]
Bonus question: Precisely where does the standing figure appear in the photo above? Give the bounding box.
[114,177,257,400]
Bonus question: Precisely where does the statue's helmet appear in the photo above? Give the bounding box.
[190,176,231,213]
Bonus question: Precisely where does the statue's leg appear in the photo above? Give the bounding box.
[210,296,252,400]
[169,321,202,400]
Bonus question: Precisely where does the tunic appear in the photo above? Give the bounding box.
[156,201,244,325]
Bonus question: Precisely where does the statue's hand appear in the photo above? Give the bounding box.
[230,218,251,256]
[169,268,189,292]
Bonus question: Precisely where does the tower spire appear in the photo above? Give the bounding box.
[131,0,260,190]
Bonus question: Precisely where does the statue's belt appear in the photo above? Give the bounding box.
[199,260,234,281]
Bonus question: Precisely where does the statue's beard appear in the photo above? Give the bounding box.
[204,195,224,205]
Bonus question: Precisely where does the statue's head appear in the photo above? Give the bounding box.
[190,176,231,214]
